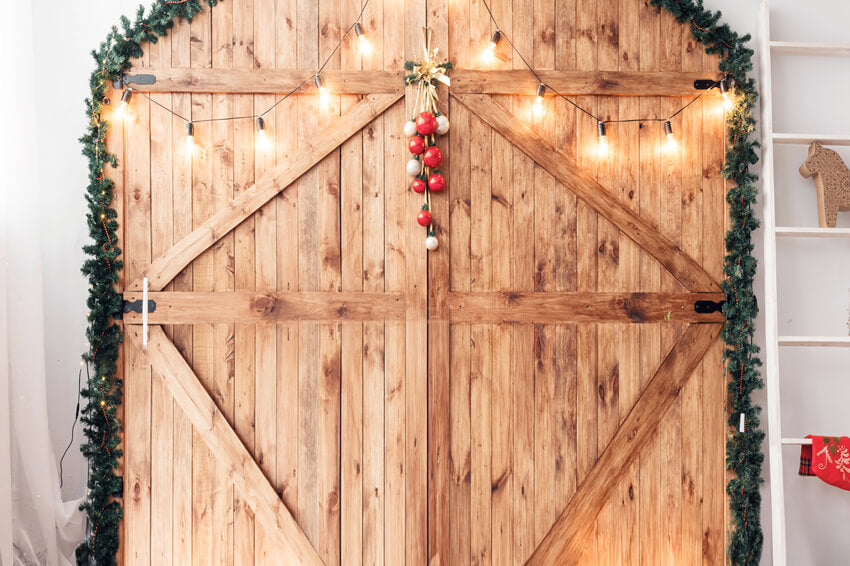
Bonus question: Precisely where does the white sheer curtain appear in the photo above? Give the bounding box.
[1,1,86,564]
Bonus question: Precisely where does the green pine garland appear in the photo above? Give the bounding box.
[77,1,216,564]
[80,1,762,564]
[651,1,764,565]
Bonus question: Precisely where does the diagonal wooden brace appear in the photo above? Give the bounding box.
[128,92,402,292]
[453,93,721,293]
[127,326,325,566]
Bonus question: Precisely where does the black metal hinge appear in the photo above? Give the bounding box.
[112,72,157,89]
[694,299,726,314]
[113,295,156,320]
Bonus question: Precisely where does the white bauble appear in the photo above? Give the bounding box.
[406,158,422,177]
[404,120,418,138]
[425,235,439,251]
[435,115,450,135]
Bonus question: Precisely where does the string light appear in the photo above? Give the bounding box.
[255,116,272,151]
[314,74,331,107]
[185,122,195,154]
[597,121,608,155]
[533,83,545,118]
[664,119,677,150]
[354,22,371,55]
[720,75,733,110]
[115,89,132,120]
[482,30,501,63]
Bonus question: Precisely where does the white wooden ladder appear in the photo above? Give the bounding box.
[759,1,850,564]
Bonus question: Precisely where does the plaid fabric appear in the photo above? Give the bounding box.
[799,450,814,476]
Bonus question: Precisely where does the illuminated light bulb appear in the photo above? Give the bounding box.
[255,116,272,151]
[354,22,372,55]
[185,122,195,155]
[664,119,677,150]
[116,89,132,119]
[597,121,608,155]
[315,74,330,106]
[533,83,545,118]
[482,30,501,63]
[100,400,106,407]
[720,76,733,111]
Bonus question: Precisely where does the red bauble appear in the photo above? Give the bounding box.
[411,178,427,193]
[417,209,433,226]
[415,112,437,135]
[422,146,442,168]
[408,136,426,155]
[428,173,446,192]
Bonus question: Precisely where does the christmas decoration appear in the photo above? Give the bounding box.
[422,146,442,168]
[436,114,450,135]
[78,3,220,563]
[406,157,422,177]
[425,233,439,250]
[404,119,418,138]
[800,436,850,491]
[408,136,426,155]
[415,111,437,135]
[403,27,453,251]
[799,142,850,228]
[428,172,445,192]
[649,1,764,564]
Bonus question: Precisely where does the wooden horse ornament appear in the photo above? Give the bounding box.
[799,142,850,228]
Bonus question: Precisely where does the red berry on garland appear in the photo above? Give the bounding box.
[411,178,427,193]
[408,136,426,155]
[415,112,437,135]
[422,146,442,167]
[428,173,446,192]
[417,209,432,226]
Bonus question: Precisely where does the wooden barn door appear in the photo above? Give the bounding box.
[427,1,729,565]
[115,2,430,564]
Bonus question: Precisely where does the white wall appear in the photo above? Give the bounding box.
[14,0,850,563]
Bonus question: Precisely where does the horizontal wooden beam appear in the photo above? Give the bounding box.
[127,326,323,565]
[123,291,405,323]
[455,93,721,293]
[127,68,720,97]
[441,292,726,323]
[128,67,403,94]
[128,92,402,291]
[451,69,723,96]
[526,323,721,566]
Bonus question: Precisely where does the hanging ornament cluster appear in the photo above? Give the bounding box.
[403,27,453,251]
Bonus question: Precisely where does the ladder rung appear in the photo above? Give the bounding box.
[778,336,850,347]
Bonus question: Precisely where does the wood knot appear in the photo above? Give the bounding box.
[251,294,278,317]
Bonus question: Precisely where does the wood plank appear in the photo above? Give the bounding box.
[317,0,342,558]
[131,67,403,93]
[469,110,493,566]
[148,29,174,566]
[453,93,720,293]
[168,16,193,566]
[231,0,256,559]
[252,0,278,558]
[127,326,322,564]
[450,70,722,95]
[403,1,428,563]
[441,292,725,323]
[123,50,152,563]
[526,323,721,566]
[361,56,386,565]
[447,95,472,565]
[129,92,402,291]
[211,3,236,563]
